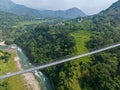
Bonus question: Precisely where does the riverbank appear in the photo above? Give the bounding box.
[14,56,41,90]
[0,41,41,90]
[0,41,6,46]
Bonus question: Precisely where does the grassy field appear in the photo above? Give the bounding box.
[63,30,91,90]
[71,30,91,63]
[0,51,28,90]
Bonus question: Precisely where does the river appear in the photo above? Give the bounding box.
[0,45,53,90]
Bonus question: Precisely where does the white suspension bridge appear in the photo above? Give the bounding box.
[0,43,120,80]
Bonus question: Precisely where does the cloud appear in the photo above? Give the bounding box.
[11,0,118,15]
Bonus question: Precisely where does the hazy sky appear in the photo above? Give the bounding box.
[11,0,118,15]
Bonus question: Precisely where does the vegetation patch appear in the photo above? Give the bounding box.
[71,30,91,63]
[0,50,28,90]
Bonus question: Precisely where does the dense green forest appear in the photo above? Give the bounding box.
[81,1,120,89]
[1,0,120,90]
[15,24,76,64]
[0,11,37,43]
[0,10,65,44]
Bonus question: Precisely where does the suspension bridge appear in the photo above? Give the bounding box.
[0,43,120,80]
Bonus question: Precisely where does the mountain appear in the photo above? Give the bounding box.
[0,0,42,17]
[0,0,14,10]
[0,0,86,19]
[65,8,86,18]
[100,0,120,16]
[0,10,35,25]
[38,8,86,19]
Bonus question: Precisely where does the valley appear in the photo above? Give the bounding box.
[0,0,120,90]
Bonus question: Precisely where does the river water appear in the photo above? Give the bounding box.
[0,45,53,90]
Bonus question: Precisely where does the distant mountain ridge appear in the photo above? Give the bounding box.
[100,0,120,15]
[0,0,42,17]
[0,0,86,19]
[39,8,86,19]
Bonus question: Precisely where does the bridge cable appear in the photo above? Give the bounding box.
[0,43,120,79]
